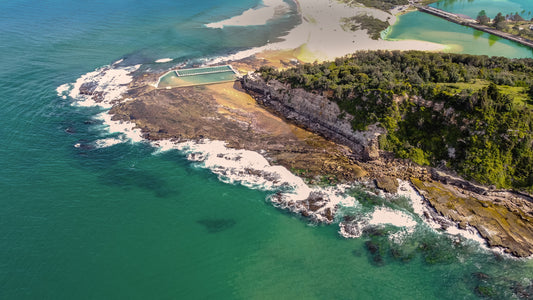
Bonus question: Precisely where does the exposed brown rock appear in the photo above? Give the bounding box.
[375,176,399,194]
[411,178,533,257]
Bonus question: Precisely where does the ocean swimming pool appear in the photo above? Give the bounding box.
[157,65,239,88]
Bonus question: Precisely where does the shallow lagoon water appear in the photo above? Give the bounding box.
[1,0,532,299]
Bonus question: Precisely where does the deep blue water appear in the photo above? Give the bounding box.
[1,1,532,299]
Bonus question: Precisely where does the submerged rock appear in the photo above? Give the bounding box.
[197,218,236,233]
[364,240,385,266]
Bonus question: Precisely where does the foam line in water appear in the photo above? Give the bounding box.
[155,58,173,63]
[152,138,356,222]
[56,83,71,99]
[154,139,311,198]
[94,137,126,149]
[205,0,289,28]
[96,112,144,144]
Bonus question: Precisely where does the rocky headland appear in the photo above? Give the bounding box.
[241,71,533,257]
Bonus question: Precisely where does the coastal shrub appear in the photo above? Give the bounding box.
[258,51,533,192]
[341,14,390,40]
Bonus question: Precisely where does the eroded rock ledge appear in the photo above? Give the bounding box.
[241,72,533,257]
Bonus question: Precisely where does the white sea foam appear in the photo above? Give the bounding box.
[68,64,140,109]
[445,224,488,247]
[396,179,488,248]
[368,206,417,228]
[56,83,71,99]
[96,112,144,144]
[94,137,125,148]
[206,0,289,28]
[397,180,428,221]
[152,138,356,221]
[155,58,173,63]
[153,139,311,199]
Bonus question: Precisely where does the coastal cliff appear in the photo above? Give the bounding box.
[242,72,385,161]
[241,71,533,257]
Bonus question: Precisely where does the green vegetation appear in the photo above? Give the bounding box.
[476,10,490,25]
[341,14,390,40]
[258,51,533,192]
[478,10,533,40]
[339,0,408,11]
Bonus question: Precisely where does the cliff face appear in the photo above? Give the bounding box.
[242,73,384,161]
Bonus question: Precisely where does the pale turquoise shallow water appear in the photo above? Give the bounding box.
[1,0,532,299]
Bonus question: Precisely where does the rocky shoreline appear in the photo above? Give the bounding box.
[80,50,533,257]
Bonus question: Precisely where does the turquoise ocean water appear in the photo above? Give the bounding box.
[1,0,532,299]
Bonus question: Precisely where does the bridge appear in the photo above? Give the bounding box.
[417,5,533,49]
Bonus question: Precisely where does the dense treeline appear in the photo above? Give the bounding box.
[258,51,533,191]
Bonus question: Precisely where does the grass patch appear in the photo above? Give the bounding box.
[443,79,531,107]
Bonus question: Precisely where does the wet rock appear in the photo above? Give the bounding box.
[79,81,98,95]
[74,140,94,150]
[364,240,385,267]
[375,176,399,194]
[339,217,369,238]
[197,218,236,233]
[351,249,363,257]
[458,221,468,230]
[475,285,497,298]
[363,226,388,237]
[306,192,326,212]
[513,282,533,299]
